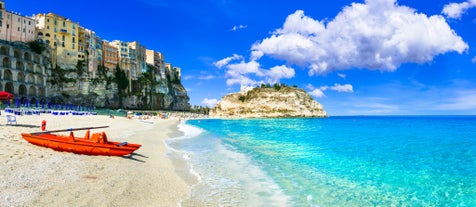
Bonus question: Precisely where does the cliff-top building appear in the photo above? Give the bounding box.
[35,12,79,68]
[164,63,181,82]
[146,49,165,79]
[0,0,36,43]
[102,41,118,70]
[129,41,146,77]
[0,0,49,105]
[0,0,188,110]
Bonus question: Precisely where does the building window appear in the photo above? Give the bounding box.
[46,26,49,30]
[63,21,65,27]
[17,27,20,31]
[62,42,65,47]
[62,35,65,41]
[47,18,49,22]
[0,21,2,27]
[72,44,75,49]
[72,37,75,43]
[6,24,8,29]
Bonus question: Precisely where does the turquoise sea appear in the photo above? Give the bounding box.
[166,116,476,206]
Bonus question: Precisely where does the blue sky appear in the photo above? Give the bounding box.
[8,0,476,115]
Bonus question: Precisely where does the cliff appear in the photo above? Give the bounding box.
[210,86,327,118]
[46,69,190,111]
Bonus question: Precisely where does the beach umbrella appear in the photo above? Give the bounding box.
[0,91,14,101]
[35,100,39,108]
[15,98,19,108]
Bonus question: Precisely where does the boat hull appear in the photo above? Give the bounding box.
[21,133,141,156]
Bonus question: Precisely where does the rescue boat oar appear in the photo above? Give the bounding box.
[31,126,110,135]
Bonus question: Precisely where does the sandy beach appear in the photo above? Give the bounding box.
[0,111,191,206]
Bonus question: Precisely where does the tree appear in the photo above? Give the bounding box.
[28,40,46,54]
[140,65,157,110]
[48,65,75,92]
[76,60,85,77]
[114,65,129,108]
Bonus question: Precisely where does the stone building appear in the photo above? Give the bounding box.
[0,0,36,43]
[164,63,180,82]
[102,41,118,70]
[128,41,146,76]
[35,13,79,69]
[110,40,131,72]
[146,49,165,78]
[0,40,50,104]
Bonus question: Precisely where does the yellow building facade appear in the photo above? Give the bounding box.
[35,13,79,68]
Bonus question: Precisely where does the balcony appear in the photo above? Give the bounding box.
[59,29,69,35]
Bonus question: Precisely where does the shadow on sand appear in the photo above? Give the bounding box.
[3,124,40,128]
[122,152,149,163]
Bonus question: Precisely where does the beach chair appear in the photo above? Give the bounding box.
[6,115,17,125]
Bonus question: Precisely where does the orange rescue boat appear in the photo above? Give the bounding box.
[21,126,141,156]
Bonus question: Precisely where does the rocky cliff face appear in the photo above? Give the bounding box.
[157,83,190,111]
[104,81,190,110]
[48,73,190,111]
[210,86,327,118]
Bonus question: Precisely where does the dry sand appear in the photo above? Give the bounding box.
[0,112,191,206]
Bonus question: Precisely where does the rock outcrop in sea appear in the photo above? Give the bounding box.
[210,85,327,118]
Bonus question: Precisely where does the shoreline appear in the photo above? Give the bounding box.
[0,112,192,206]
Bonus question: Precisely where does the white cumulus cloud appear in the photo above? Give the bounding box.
[310,89,325,98]
[222,60,295,86]
[202,98,219,107]
[442,0,476,19]
[308,83,354,98]
[251,0,468,75]
[225,60,264,78]
[472,56,476,63]
[214,54,243,69]
[226,75,258,86]
[265,65,295,83]
[330,83,354,93]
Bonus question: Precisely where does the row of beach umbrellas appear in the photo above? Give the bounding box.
[1,91,95,111]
